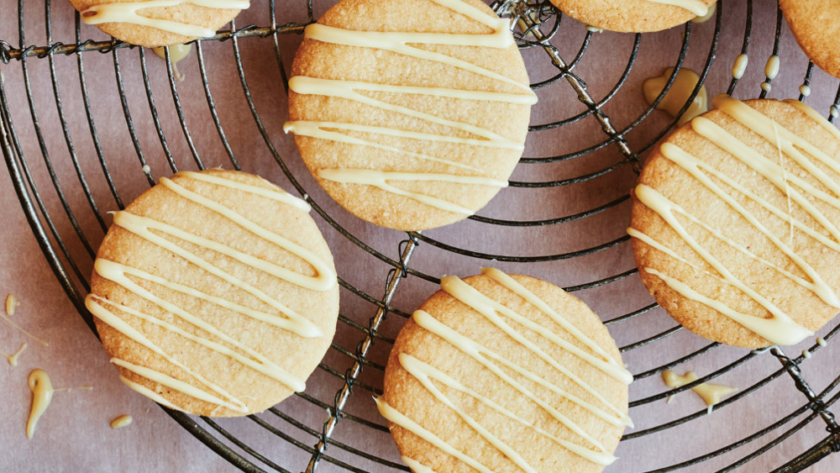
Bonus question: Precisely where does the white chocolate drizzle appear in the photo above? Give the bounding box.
[302,0,528,91]
[402,457,437,473]
[0,308,48,347]
[378,269,630,469]
[692,2,716,23]
[119,375,183,411]
[445,269,632,385]
[87,172,335,412]
[179,171,311,212]
[317,169,508,216]
[109,213,324,335]
[377,396,499,473]
[783,99,840,143]
[284,0,535,215]
[2,342,27,367]
[645,0,710,16]
[285,121,485,172]
[89,295,300,412]
[113,358,244,411]
[158,175,331,290]
[629,96,840,345]
[81,0,250,38]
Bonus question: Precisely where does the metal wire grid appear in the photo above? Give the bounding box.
[1,0,840,471]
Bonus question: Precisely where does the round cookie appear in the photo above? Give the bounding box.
[780,0,840,79]
[285,0,535,231]
[86,169,339,416]
[631,97,840,348]
[380,269,632,473]
[70,0,246,47]
[551,0,717,33]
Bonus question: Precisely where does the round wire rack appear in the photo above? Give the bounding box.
[2,0,840,471]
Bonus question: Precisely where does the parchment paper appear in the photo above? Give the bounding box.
[1,0,839,471]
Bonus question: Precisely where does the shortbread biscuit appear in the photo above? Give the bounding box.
[86,169,339,416]
[70,0,245,47]
[285,0,535,231]
[381,269,631,473]
[631,97,840,348]
[780,0,840,79]
[551,0,717,33]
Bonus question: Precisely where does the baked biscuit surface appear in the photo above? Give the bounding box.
[381,269,631,473]
[87,169,339,416]
[550,0,717,33]
[631,97,840,348]
[286,0,536,231]
[780,0,840,79]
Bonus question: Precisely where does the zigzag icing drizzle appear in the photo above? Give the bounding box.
[284,0,537,216]
[81,0,250,38]
[629,96,840,345]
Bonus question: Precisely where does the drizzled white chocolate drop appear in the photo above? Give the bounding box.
[27,370,55,439]
[765,55,781,80]
[5,294,19,315]
[643,67,708,125]
[662,370,736,407]
[731,54,748,80]
[152,43,192,81]
[110,415,133,429]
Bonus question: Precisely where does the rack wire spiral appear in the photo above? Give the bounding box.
[2,0,840,471]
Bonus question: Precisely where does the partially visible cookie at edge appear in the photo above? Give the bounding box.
[631,97,840,348]
[87,169,339,416]
[551,0,717,33]
[69,0,246,47]
[381,269,631,473]
[780,0,840,79]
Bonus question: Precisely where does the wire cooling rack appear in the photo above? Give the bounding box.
[2,0,840,471]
